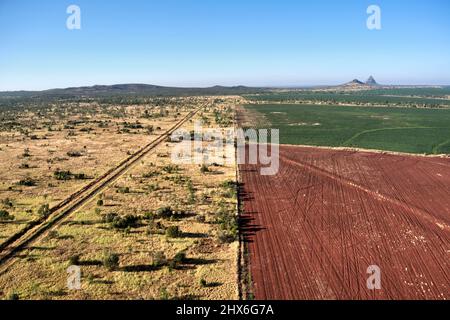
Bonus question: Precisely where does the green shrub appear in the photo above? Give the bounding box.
[73,173,87,180]
[159,288,169,300]
[143,211,155,220]
[37,204,50,217]
[173,251,186,264]
[1,198,13,207]
[152,251,167,267]
[69,254,80,265]
[102,212,118,223]
[47,230,59,239]
[156,206,173,219]
[117,186,130,194]
[111,214,140,229]
[147,221,165,235]
[17,177,36,186]
[0,210,14,221]
[67,150,82,157]
[54,170,72,181]
[19,163,30,169]
[220,180,237,188]
[196,215,206,223]
[162,165,179,174]
[103,252,119,271]
[165,226,181,238]
[146,184,159,192]
[7,292,20,300]
[22,148,31,158]
[217,230,236,243]
[96,199,104,206]
[143,171,159,178]
[200,164,209,173]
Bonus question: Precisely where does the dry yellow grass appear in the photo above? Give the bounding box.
[0,96,243,300]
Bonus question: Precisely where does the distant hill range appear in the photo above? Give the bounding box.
[0,84,266,99]
[1,79,447,99]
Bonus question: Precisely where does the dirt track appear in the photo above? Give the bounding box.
[0,106,203,272]
[239,145,450,299]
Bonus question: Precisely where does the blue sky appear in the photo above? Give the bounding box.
[0,0,449,90]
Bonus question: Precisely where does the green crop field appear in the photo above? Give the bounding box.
[244,88,450,107]
[244,104,450,154]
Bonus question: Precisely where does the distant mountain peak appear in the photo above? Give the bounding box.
[343,79,365,87]
[366,76,378,86]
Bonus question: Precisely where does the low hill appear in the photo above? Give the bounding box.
[0,84,266,98]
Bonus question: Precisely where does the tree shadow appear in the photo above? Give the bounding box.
[238,182,265,244]
[0,219,29,225]
[90,279,114,285]
[181,232,209,239]
[57,234,75,240]
[28,246,55,251]
[172,257,218,271]
[78,259,102,266]
[203,282,222,288]
[121,264,161,272]
[63,220,101,226]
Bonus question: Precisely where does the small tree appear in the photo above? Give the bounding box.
[199,278,207,287]
[200,164,209,174]
[69,254,81,265]
[152,251,167,267]
[37,204,50,217]
[17,177,36,186]
[156,206,173,219]
[103,252,119,271]
[7,292,20,300]
[0,210,15,221]
[173,251,186,265]
[165,226,181,238]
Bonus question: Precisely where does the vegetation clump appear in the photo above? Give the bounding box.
[111,214,141,230]
[200,164,210,173]
[165,225,181,238]
[17,177,37,186]
[102,213,141,230]
[215,205,237,243]
[69,254,81,265]
[103,252,120,271]
[37,204,51,217]
[0,210,15,221]
[54,170,87,181]
[162,164,179,174]
[152,251,167,267]
[67,150,82,157]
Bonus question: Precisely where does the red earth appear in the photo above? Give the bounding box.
[239,145,450,300]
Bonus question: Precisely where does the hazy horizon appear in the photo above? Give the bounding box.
[2,79,450,93]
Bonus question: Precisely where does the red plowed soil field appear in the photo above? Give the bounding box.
[239,145,450,300]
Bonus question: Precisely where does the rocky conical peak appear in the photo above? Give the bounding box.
[366,76,378,86]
